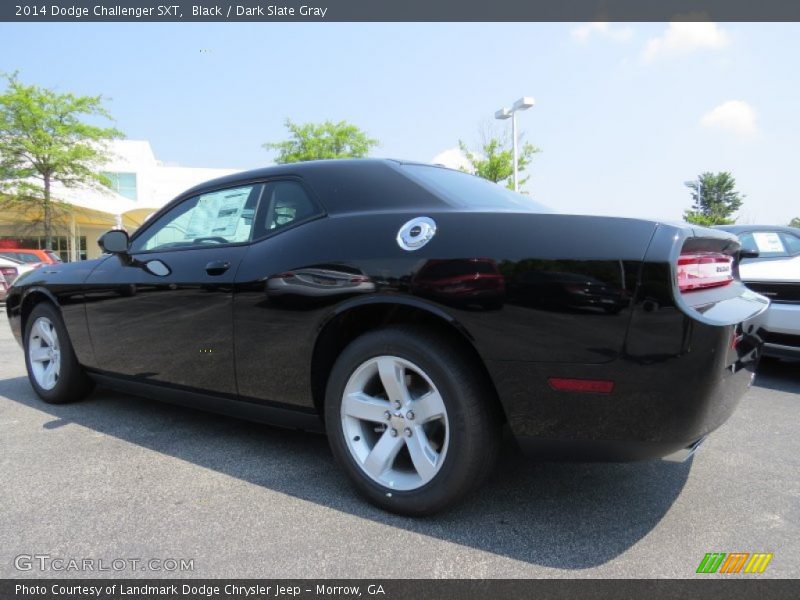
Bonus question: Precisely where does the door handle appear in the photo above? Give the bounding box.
[205,260,231,276]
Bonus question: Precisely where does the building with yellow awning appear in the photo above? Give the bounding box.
[0,140,240,261]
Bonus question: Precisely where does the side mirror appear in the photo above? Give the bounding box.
[98,230,130,254]
[740,246,759,259]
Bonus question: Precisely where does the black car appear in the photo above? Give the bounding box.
[6,160,768,515]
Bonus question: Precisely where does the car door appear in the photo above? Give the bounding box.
[231,179,327,406]
[84,182,264,396]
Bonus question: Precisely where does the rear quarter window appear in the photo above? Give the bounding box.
[400,164,552,213]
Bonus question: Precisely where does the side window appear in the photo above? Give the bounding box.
[780,233,800,255]
[131,184,262,252]
[253,180,322,239]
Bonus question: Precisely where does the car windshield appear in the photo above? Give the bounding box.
[400,164,552,213]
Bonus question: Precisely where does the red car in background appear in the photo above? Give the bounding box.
[410,258,505,309]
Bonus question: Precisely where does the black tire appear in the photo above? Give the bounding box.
[325,325,501,516]
[23,302,95,404]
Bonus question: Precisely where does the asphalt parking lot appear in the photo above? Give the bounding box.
[0,312,798,579]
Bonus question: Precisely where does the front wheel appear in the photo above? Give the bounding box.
[24,302,95,404]
[325,326,500,515]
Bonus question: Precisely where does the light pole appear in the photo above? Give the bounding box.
[495,97,534,192]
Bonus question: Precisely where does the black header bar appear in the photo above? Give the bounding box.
[4,0,800,22]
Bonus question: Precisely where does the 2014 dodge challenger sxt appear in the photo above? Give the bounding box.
[6,159,769,515]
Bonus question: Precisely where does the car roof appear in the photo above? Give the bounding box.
[715,224,800,236]
[181,158,421,196]
[170,158,452,216]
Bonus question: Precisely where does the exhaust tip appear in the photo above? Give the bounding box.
[661,437,706,463]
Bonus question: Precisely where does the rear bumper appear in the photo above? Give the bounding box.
[661,437,706,463]
[516,436,705,462]
[488,267,765,462]
[514,436,708,463]
[491,327,758,462]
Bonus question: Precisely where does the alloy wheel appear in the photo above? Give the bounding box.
[28,316,61,391]
[341,355,449,491]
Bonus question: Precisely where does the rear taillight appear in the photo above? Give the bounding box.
[677,252,734,292]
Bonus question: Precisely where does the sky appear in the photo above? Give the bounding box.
[1,22,798,224]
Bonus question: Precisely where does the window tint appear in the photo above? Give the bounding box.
[781,233,800,255]
[131,184,262,252]
[253,181,321,239]
[400,164,552,213]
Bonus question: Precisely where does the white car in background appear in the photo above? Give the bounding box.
[718,225,800,359]
[0,256,37,287]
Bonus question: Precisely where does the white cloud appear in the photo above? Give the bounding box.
[431,147,473,171]
[642,22,729,62]
[571,22,633,43]
[700,100,758,136]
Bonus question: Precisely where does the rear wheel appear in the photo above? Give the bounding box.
[24,303,94,404]
[325,326,500,515]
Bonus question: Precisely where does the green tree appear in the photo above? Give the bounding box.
[683,172,745,226]
[789,217,800,228]
[0,73,122,249]
[264,119,378,164]
[458,133,540,191]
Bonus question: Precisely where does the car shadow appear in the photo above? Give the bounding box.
[754,358,800,394]
[0,374,691,570]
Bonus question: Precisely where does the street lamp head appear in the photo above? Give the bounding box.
[512,96,535,111]
[494,108,512,120]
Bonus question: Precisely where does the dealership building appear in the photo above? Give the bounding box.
[0,140,240,261]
